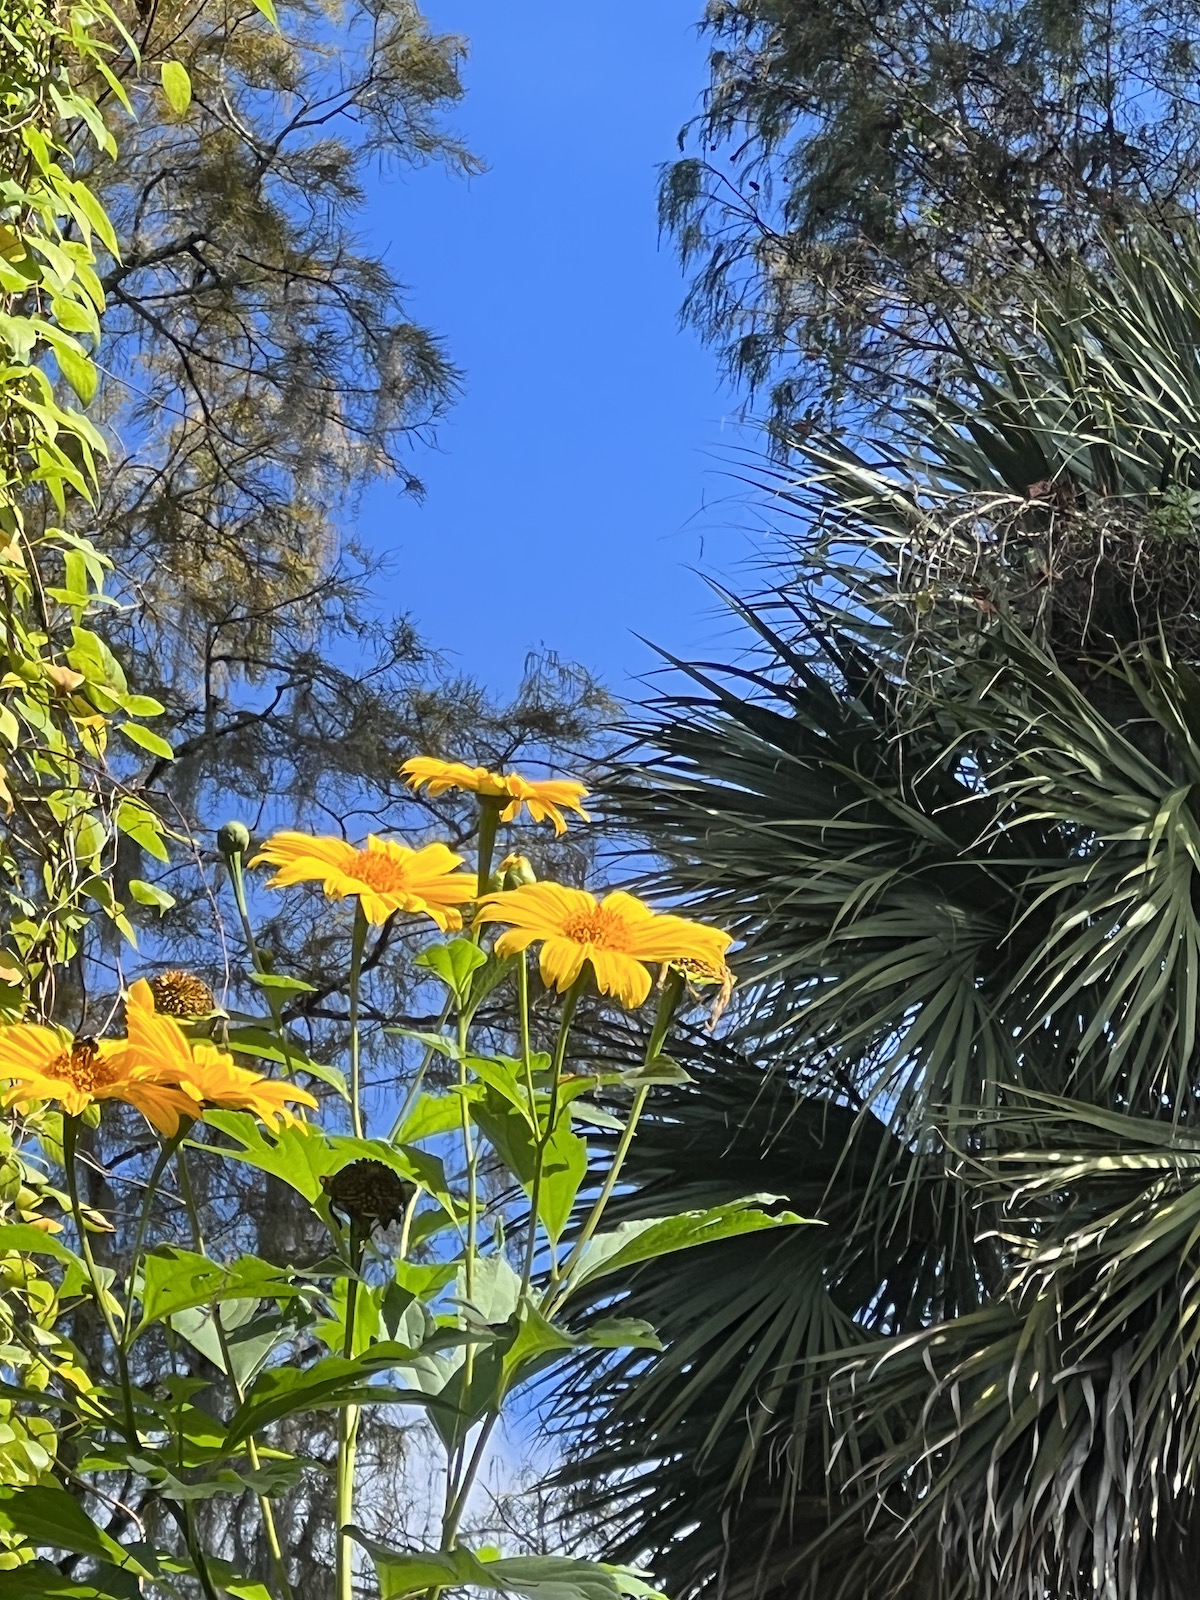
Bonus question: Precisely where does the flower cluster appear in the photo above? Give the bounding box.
[252,759,733,1012]
[0,979,316,1135]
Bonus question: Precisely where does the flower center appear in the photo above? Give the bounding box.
[561,906,628,950]
[352,849,409,892]
[46,1039,117,1093]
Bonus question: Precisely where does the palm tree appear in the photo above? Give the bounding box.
[558,226,1200,1600]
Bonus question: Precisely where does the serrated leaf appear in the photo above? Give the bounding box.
[224,1346,455,1447]
[414,938,487,1003]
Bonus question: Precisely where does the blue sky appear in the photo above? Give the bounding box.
[354,0,759,699]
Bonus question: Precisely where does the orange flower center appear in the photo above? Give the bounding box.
[352,849,410,893]
[561,906,629,950]
[45,1039,118,1093]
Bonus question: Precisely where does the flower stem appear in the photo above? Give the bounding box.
[335,1225,364,1600]
[516,955,540,1293]
[388,992,452,1141]
[540,979,582,1285]
[122,1128,185,1347]
[348,901,368,1139]
[474,798,502,898]
[547,1084,648,1315]
[548,970,683,1311]
[177,1151,297,1600]
[62,1115,136,1441]
[227,844,268,976]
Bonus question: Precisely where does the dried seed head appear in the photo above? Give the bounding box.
[148,970,217,1020]
[319,1159,414,1230]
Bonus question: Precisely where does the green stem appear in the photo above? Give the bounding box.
[398,1187,419,1261]
[516,956,540,1293]
[227,847,268,976]
[348,901,368,1140]
[548,970,683,1310]
[122,1128,185,1347]
[456,1003,478,1301]
[335,1227,364,1600]
[547,1084,649,1315]
[441,983,582,1551]
[475,798,502,899]
[388,993,452,1141]
[183,1501,224,1600]
[540,980,582,1285]
[178,1152,297,1600]
[62,1115,136,1441]
[442,1413,498,1549]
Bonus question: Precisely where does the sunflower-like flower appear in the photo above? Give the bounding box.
[476,883,732,1009]
[249,831,477,928]
[148,969,217,1020]
[0,1023,198,1135]
[125,981,316,1130]
[400,758,589,836]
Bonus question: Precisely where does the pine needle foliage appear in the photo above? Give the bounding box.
[666,0,1200,426]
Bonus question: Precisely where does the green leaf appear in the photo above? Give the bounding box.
[115,796,169,861]
[456,1254,522,1325]
[247,971,317,996]
[622,1054,694,1087]
[54,341,97,405]
[0,1560,141,1599]
[0,1485,150,1576]
[201,1111,335,1201]
[128,878,175,912]
[397,1090,466,1143]
[584,1316,663,1351]
[248,0,279,22]
[538,1117,587,1245]
[500,1303,576,1392]
[224,1346,455,1447]
[170,1301,292,1390]
[120,693,165,717]
[0,1223,82,1268]
[355,1534,664,1600]
[118,721,174,761]
[571,1199,813,1291]
[414,938,487,1003]
[136,1247,302,1334]
[160,60,192,114]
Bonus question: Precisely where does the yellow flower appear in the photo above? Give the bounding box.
[182,1043,316,1131]
[476,883,733,1010]
[0,1022,198,1135]
[400,758,589,836]
[250,831,477,928]
[125,981,316,1130]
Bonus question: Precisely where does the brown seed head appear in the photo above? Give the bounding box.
[319,1159,414,1230]
[148,970,217,1020]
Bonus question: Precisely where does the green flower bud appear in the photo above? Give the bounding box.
[500,852,537,890]
[217,820,251,857]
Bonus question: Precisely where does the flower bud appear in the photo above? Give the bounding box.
[499,852,537,890]
[217,820,251,857]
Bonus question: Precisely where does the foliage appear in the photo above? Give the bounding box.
[0,771,788,1600]
[667,0,1200,424]
[559,223,1200,1598]
[41,0,611,1014]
